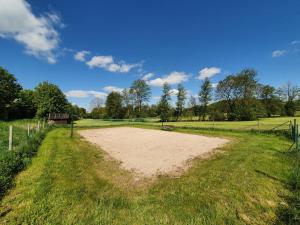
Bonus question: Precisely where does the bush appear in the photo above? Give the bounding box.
[0,128,49,197]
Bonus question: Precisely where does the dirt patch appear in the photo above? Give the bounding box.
[79,127,229,177]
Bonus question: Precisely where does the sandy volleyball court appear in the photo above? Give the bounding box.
[79,127,229,177]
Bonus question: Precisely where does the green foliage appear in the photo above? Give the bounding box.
[175,84,187,121]
[0,67,22,120]
[66,103,87,120]
[8,90,37,120]
[216,69,263,121]
[0,126,49,197]
[158,83,172,122]
[130,79,151,117]
[199,78,213,120]
[260,85,282,117]
[105,92,124,119]
[34,81,68,118]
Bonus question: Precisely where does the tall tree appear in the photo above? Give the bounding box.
[130,79,151,117]
[89,97,104,111]
[260,85,282,117]
[277,82,300,116]
[122,88,134,118]
[0,67,22,120]
[216,69,259,120]
[199,78,212,120]
[105,92,123,119]
[175,84,187,121]
[188,95,198,120]
[34,81,68,118]
[9,89,37,119]
[158,83,172,123]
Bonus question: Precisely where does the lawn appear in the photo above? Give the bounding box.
[0,125,295,224]
[76,116,299,131]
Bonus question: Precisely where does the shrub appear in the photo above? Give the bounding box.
[0,128,49,197]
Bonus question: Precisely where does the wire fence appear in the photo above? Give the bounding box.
[0,120,48,151]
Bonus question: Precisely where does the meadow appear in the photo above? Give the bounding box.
[75,116,298,131]
[0,118,299,224]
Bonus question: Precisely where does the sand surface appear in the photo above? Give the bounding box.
[79,127,229,177]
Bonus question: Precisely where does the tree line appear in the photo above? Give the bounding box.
[1,66,300,121]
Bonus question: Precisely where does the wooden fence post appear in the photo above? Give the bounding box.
[27,124,30,136]
[9,125,13,151]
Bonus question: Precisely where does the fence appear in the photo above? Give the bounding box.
[0,120,47,151]
[291,119,300,150]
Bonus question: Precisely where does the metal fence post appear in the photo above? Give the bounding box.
[9,125,13,151]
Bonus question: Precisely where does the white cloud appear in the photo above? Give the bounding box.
[197,67,221,80]
[292,40,300,45]
[212,83,218,88]
[103,86,123,93]
[74,50,90,62]
[272,50,288,58]
[65,90,107,99]
[0,0,62,63]
[85,55,140,73]
[142,73,154,81]
[86,56,113,68]
[147,71,189,87]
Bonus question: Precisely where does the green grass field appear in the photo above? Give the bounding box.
[0,123,296,224]
[76,116,299,131]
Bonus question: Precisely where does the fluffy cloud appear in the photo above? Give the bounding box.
[197,67,221,80]
[65,90,107,99]
[272,50,288,58]
[147,71,189,87]
[85,55,140,73]
[0,0,62,63]
[142,73,154,81]
[292,40,300,45]
[74,50,90,62]
[103,86,123,93]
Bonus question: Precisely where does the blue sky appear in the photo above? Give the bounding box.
[0,0,299,109]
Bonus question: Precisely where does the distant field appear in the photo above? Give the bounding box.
[76,117,299,131]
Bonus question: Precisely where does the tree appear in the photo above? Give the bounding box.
[9,90,37,119]
[34,81,68,118]
[158,83,172,123]
[175,84,187,121]
[188,95,198,120]
[216,69,260,121]
[122,88,134,118]
[277,82,300,116]
[259,85,282,117]
[199,78,212,120]
[0,67,22,120]
[130,79,151,117]
[89,97,104,111]
[105,92,124,119]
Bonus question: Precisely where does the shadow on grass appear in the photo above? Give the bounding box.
[274,150,300,225]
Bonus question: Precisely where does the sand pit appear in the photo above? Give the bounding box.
[79,127,229,177]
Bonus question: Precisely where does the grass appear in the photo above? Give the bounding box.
[0,120,38,151]
[0,125,295,224]
[76,116,299,132]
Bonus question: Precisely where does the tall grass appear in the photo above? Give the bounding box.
[0,120,49,197]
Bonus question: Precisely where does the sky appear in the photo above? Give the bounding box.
[0,0,299,110]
